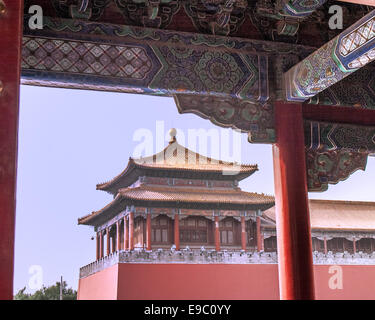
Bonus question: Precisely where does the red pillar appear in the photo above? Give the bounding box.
[272,101,315,300]
[0,0,23,300]
[214,216,220,251]
[256,216,263,252]
[324,237,327,254]
[111,228,116,253]
[106,228,110,256]
[241,216,246,251]
[146,212,152,251]
[174,213,180,251]
[99,231,103,259]
[353,239,357,254]
[96,232,100,260]
[116,221,121,252]
[124,217,129,250]
[129,212,134,251]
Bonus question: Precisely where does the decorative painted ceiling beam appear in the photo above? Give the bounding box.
[277,0,328,18]
[21,16,313,103]
[304,121,375,153]
[285,9,375,102]
[307,61,375,109]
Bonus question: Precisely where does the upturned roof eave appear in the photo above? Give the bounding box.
[96,163,258,196]
[95,141,259,194]
[95,158,137,193]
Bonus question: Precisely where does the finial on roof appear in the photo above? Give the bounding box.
[169,128,177,144]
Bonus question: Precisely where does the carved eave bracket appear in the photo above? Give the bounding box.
[276,0,328,19]
[304,120,375,192]
[183,0,248,36]
[114,0,181,29]
[52,0,112,20]
[174,94,276,143]
[306,148,369,192]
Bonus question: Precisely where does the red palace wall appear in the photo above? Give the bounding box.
[78,264,375,300]
[77,264,119,300]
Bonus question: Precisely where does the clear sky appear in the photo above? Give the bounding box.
[14,85,375,293]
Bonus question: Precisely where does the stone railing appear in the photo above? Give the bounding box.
[313,251,375,265]
[79,248,375,279]
[79,252,120,279]
[118,248,278,265]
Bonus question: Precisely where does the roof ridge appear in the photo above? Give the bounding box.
[96,141,258,193]
[134,141,258,168]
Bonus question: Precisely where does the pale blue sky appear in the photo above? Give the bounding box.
[15,85,375,293]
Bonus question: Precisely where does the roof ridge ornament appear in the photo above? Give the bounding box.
[168,128,177,144]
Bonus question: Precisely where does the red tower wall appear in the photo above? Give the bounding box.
[77,264,119,300]
[77,264,375,300]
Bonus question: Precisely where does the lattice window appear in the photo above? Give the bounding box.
[327,238,354,253]
[219,218,236,245]
[134,217,144,246]
[264,236,277,252]
[246,220,256,247]
[358,238,375,253]
[180,216,208,244]
[312,238,325,252]
[151,216,169,243]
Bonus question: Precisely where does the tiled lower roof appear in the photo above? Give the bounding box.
[78,185,274,225]
[118,185,274,204]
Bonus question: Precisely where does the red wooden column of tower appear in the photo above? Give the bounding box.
[124,217,129,250]
[256,216,263,252]
[106,228,110,256]
[353,239,357,254]
[111,228,116,253]
[0,0,23,300]
[99,231,103,259]
[96,232,100,260]
[272,101,315,300]
[129,211,134,251]
[146,211,152,251]
[174,212,180,251]
[324,237,327,254]
[214,215,220,251]
[241,216,246,251]
[116,221,121,252]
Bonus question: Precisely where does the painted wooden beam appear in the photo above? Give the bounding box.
[277,0,328,18]
[285,9,375,102]
[0,0,23,300]
[302,103,375,125]
[20,16,286,104]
